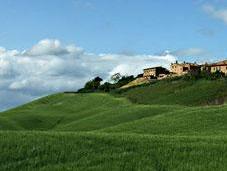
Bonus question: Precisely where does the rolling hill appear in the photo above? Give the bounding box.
[118,79,227,106]
[1,79,227,170]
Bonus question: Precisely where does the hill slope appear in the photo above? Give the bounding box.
[118,79,227,106]
[0,93,179,131]
[1,79,227,170]
[1,87,227,135]
[102,105,227,136]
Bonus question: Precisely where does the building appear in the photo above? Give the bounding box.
[143,66,169,78]
[171,61,199,75]
[202,60,227,75]
[200,63,211,72]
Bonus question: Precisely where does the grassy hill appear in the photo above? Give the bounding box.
[0,93,178,131]
[120,77,150,89]
[117,79,227,106]
[1,79,227,170]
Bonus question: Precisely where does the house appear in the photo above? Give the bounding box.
[171,61,199,75]
[143,66,169,79]
[142,59,227,81]
[200,63,211,72]
[202,60,227,75]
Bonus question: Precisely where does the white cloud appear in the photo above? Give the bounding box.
[109,53,176,76]
[172,48,210,57]
[0,39,176,111]
[24,39,83,56]
[203,4,227,24]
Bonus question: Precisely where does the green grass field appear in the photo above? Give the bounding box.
[1,79,227,170]
[118,79,227,106]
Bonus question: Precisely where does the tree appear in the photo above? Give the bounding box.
[85,77,103,90]
[114,75,135,88]
[98,82,113,92]
[93,76,103,82]
[111,73,122,83]
[78,76,103,92]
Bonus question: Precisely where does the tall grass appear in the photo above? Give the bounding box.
[1,131,227,171]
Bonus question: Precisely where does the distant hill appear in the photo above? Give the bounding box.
[1,78,227,170]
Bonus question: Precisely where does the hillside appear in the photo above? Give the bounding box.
[118,79,227,106]
[120,77,150,89]
[1,79,227,170]
[0,93,178,131]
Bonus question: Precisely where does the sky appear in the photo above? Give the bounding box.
[0,0,227,110]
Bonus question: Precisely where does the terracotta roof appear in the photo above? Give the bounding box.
[203,60,227,67]
[211,63,227,67]
[213,60,227,66]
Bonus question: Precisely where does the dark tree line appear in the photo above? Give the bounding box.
[78,74,135,93]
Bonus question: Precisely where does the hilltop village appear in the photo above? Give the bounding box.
[143,60,227,80]
[78,59,227,91]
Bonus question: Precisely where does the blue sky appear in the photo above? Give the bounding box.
[1,0,227,110]
[0,0,227,59]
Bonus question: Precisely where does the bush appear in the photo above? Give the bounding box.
[210,71,225,80]
[182,70,226,81]
[183,70,200,81]
[165,75,182,82]
[98,82,114,92]
[114,75,135,88]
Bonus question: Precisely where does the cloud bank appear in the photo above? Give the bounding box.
[172,48,210,57]
[0,39,176,111]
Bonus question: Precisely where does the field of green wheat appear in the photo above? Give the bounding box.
[1,79,227,170]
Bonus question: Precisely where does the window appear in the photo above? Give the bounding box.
[183,67,189,72]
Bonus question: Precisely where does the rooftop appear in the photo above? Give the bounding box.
[201,60,227,67]
[171,62,198,66]
[143,66,166,70]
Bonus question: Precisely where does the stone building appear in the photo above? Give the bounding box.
[200,63,211,72]
[143,67,169,79]
[171,61,199,75]
[202,60,227,75]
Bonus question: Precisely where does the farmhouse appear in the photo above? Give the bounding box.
[142,59,227,82]
[143,66,169,79]
[200,63,211,72]
[201,60,227,75]
[171,61,199,75]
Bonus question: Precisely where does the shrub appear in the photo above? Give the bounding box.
[98,82,114,92]
[182,70,226,81]
[114,75,135,88]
